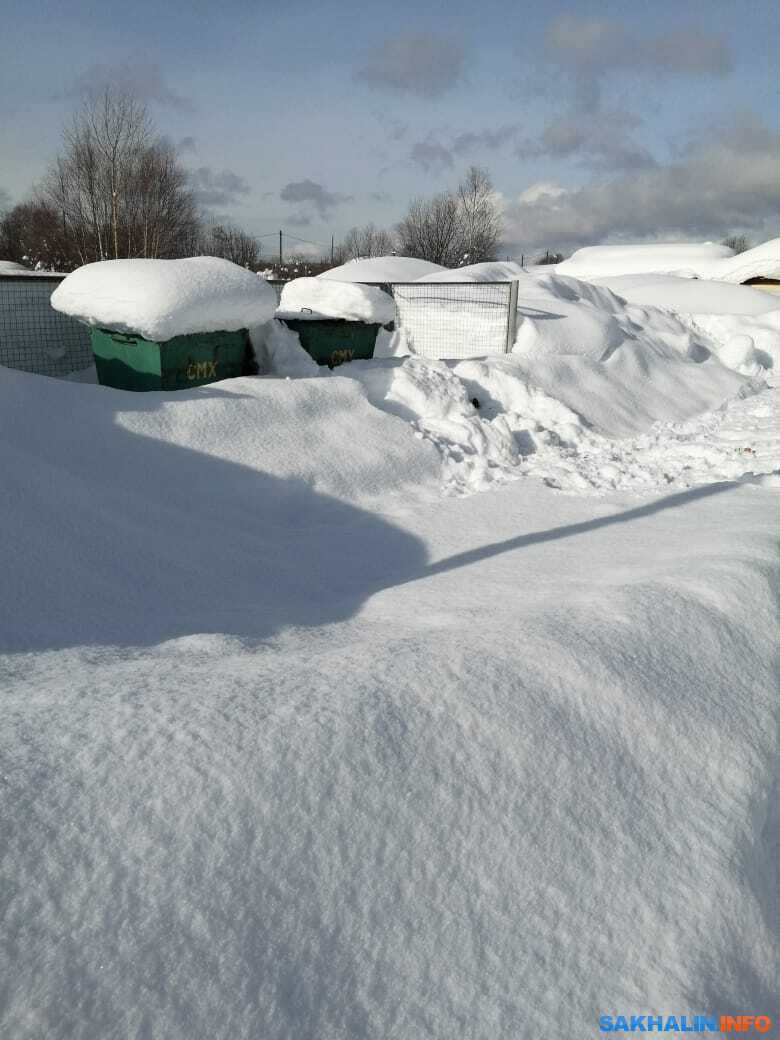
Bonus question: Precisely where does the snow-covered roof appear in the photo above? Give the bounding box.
[51,257,277,341]
[712,238,780,284]
[555,238,780,285]
[556,243,734,279]
[277,277,394,325]
[318,256,447,283]
[589,273,780,316]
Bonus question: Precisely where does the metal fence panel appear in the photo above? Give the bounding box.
[390,282,515,359]
[0,275,93,377]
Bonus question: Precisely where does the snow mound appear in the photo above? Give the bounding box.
[51,258,277,341]
[715,237,780,284]
[250,320,321,377]
[586,274,780,375]
[418,260,526,282]
[590,273,780,316]
[0,365,443,650]
[319,255,447,283]
[0,260,30,274]
[343,353,772,495]
[278,277,394,324]
[557,242,734,279]
[1,355,779,1039]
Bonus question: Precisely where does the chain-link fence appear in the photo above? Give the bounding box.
[0,275,93,377]
[390,281,519,359]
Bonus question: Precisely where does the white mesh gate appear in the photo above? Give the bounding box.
[390,281,519,359]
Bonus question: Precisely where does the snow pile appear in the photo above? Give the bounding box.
[51,257,277,341]
[411,263,750,384]
[715,237,780,284]
[249,320,321,378]
[344,355,775,495]
[555,238,780,287]
[686,312,780,375]
[319,255,446,283]
[418,260,525,282]
[347,356,585,494]
[590,273,779,316]
[0,260,30,274]
[1,361,779,1039]
[278,277,394,324]
[588,274,780,375]
[556,242,735,279]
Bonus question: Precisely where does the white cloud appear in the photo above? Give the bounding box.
[504,117,780,254]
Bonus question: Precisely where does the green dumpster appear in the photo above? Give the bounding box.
[90,327,256,391]
[279,318,384,368]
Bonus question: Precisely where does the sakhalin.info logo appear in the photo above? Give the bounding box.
[598,1014,773,1033]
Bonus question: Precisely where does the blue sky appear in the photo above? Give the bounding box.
[2,0,780,256]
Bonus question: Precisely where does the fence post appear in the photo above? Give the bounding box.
[505,279,519,353]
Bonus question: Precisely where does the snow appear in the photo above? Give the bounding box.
[556,242,735,279]
[590,273,780,316]
[250,320,321,377]
[395,266,760,400]
[581,274,780,375]
[2,268,780,1039]
[277,276,395,324]
[556,237,780,286]
[318,255,447,283]
[714,237,780,284]
[50,257,277,341]
[0,260,31,274]
[0,260,64,276]
[418,260,526,282]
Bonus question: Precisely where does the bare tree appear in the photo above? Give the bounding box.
[396,167,503,267]
[396,192,463,267]
[456,166,501,264]
[722,234,751,254]
[200,222,260,267]
[0,199,73,270]
[131,142,200,258]
[82,87,150,258]
[40,85,201,264]
[534,250,564,265]
[337,222,396,262]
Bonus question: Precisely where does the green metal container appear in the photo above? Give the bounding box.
[280,318,382,368]
[90,327,253,391]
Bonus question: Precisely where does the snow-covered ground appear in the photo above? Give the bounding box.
[2,264,779,1038]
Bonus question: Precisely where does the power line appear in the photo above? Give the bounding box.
[283,232,331,250]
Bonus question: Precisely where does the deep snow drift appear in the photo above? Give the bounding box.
[318,255,447,282]
[1,360,778,1040]
[51,257,277,340]
[556,242,735,279]
[3,258,780,1040]
[556,237,780,286]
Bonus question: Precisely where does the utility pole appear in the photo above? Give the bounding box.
[279,230,283,266]
[331,234,334,265]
